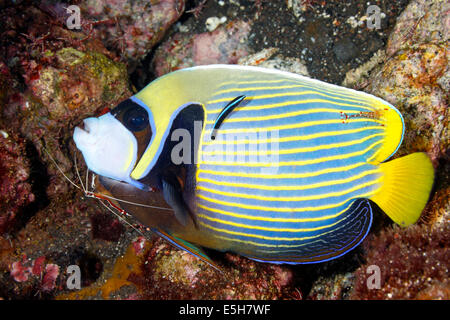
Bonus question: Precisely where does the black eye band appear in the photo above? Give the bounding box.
[123,106,148,132]
[111,98,149,132]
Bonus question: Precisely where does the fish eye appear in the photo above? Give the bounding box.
[123,106,148,132]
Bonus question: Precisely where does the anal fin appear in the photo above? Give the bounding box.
[244,199,373,264]
[153,228,223,273]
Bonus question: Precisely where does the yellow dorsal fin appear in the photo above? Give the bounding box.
[370,152,434,226]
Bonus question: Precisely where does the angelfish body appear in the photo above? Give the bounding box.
[73,65,434,265]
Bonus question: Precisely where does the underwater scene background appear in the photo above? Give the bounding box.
[0,0,448,300]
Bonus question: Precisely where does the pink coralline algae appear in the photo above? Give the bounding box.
[132,237,148,255]
[41,264,60,292]
[9,255,60,293]
[31,256,46,277]
[10,261,30,283]
[153,20,252,76]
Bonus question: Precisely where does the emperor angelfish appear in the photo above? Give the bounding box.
[73,65,434,267]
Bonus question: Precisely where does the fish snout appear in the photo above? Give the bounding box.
[73,117,100,149]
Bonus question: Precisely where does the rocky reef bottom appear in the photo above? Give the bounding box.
[0,0,448,300]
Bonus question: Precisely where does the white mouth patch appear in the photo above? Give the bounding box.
[73,112,138,184]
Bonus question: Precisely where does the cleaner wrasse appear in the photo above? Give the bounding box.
[73,65,434,267]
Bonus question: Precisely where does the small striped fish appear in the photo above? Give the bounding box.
[74,65,434,267]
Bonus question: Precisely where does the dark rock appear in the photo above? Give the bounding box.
[333,38,358,63]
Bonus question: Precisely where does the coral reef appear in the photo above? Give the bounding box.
[135,239,294,300]
[0,0,447,301]
[78,0,185,69]
[0,3,134,299]
[152,19,252,77]
[350,223,449,299]
[0,190,143,299]
[0,4,132,199]
[367,43,448,165]
[56,237,295,300]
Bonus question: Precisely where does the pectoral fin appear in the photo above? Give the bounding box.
[161,176,190,226]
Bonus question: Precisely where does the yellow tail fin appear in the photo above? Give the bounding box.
[370,152,434,227]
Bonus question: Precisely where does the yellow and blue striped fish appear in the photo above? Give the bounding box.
[73,65,434,267]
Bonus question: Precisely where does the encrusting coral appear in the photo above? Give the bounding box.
[350,222,449,299]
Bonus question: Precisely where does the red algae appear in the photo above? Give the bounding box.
[31,256,46,277]
[41,264,60,292]
[0,133,34,234]
[10,261,30,283]
[90,212,124,242]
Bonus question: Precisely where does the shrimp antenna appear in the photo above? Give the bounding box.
[73,151,87,193]
[91,192,174,211]
[73,149,173,212]
[43,147,82,191]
